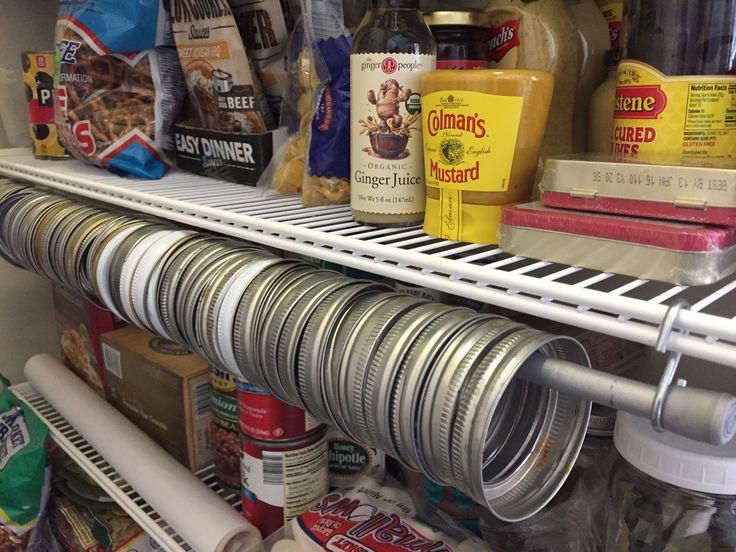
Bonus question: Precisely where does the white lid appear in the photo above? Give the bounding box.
[615,412,736,495]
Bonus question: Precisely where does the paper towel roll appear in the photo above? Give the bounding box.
[24,354,263,552]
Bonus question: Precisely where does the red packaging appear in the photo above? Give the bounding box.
[237,380,323,441]
[241,431,329,537]
[52,283,125,397]
[500,201,736,286]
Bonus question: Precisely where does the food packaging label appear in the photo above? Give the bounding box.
[486,19,520,66]
[422,90,522,240]
[21,52,68,158]
[614,61,736,161]
[599,2,623,61]
[326,427,385,488]
[170,0,275,133]
[350,53,436,215]
[229,0,290,115]
[295,488,469,551]
[241,437,329,521]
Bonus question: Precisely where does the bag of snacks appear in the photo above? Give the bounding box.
[54,0,186,179]
[0,375,51,552]
[170,1,276,134]
[264,471,490,551]
[264,0,355,207]
[229,0,295,118]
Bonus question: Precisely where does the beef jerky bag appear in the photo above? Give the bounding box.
[170,0,276,134]
[54,0,186,179]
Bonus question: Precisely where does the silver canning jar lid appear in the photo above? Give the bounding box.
[259,270,344,401]
[300,281,391,426]
[341,294,430,445]
[366,303,468,459]
[390,308,482,470]
[451,329,591,522]
[87,218,143,307]
[157,235,219,342]
[107,223,167,320]
[418,317,524,485]
[64,211,119,295]
[232,260,305,387]
[328,293,396,439]
[179,247,251,352]
[290,279,377,416]
[31,199,76,280]
[197,250,267,366]
[169,240,232,344]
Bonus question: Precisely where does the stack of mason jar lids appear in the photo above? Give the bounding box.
[0,180,592,522]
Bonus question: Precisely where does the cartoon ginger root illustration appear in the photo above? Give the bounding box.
[360,79,419,136]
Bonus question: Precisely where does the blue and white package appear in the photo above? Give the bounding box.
[54,0,185,179]
[298,0,353,207]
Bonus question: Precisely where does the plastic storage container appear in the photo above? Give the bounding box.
[606,412,736,551]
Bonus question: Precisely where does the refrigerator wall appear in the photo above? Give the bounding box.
[0,0,60,382]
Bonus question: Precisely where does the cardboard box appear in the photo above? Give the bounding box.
[174,122,286,185]
[52,284,125,397]
[101,326,214,471]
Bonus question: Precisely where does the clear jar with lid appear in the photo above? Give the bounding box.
[424,11,490,70]
[606,412,736,550]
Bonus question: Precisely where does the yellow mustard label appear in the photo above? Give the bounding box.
[422,90,522,241]
[613,61,736,162]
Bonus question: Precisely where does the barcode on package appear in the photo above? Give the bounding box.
[191,379,212,420]
[262,452,284,486]
[102,344,122,379]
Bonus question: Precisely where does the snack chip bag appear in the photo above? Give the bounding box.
[0,375,50,552]
[265,473,490,552]
[54,0,186,179]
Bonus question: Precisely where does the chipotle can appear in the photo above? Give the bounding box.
[241,430,329,537]
[237,378,324,441]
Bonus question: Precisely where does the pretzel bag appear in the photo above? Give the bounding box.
[54,0,185,179]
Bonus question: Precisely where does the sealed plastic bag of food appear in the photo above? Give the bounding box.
[267,21,316,197]
[54,0,186,179]
[298,0,352,207]
[229,0,295,118]
[0,375,51,552]
[170,0,276,135]
[263,471,490,551]
[265,1,354,207]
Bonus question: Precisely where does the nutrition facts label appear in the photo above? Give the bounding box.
[685,83,736,131]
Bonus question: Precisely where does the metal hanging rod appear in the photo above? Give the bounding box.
[520,355,736,446]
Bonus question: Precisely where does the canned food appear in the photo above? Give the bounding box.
[241,430,329,537]
[326,425,385,489]
[237,379,323,442]
[21,51,68,158]
[210,365,242,490]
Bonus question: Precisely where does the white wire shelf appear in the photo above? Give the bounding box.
[1,147,735,367]
[11,382,240,552]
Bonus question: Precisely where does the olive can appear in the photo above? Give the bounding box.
[237,379,323,442]
[240,429,329,537]
[210,365,242,490]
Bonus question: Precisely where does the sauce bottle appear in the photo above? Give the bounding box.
[485,0,580,162]
[350,0,437,227]
[567,0,609,152]
[613,0,736,162]
[587,0,623,152]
